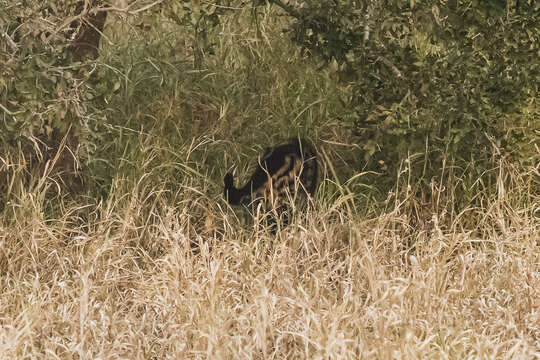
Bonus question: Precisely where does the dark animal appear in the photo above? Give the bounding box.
[224,138,318,219]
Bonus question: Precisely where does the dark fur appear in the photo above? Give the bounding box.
[224,138,318,213]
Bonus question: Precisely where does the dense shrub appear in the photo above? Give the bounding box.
[270,0,539,205]
[1,0,537,214]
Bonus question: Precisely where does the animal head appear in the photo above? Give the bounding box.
[223,172,248,206]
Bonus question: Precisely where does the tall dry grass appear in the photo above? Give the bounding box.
[0,144,538,358]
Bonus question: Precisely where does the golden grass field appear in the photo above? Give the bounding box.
[1,151,538,359]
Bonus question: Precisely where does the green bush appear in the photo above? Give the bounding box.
[271,0,539,206]
[1,0,536,218]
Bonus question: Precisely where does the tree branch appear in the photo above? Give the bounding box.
[379,56,402,78]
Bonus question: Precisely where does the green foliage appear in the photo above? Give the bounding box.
[0,1,82,142]
[1,0,536,218]
[157,0,243,68]
[272,0,539,206]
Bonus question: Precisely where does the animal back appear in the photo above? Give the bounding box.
[252,138,317,208]
[224,138,318,211]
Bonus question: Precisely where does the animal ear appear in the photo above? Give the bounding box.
[224,172,234,188]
